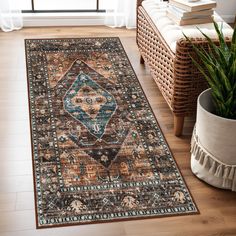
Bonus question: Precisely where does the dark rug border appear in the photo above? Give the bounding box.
[24,37,199,230]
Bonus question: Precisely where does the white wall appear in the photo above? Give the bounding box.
[215,0,236,23]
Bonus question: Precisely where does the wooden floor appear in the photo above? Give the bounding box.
[0,26,235,236]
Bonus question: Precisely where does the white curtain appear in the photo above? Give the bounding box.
[104,0,136,29]
[0,0,23,32]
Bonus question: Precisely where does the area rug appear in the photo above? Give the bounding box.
[25,37,198,228]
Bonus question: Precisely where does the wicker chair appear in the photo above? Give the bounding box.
[136,0,211,136]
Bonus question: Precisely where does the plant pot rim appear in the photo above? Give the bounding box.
[198,88,236,122]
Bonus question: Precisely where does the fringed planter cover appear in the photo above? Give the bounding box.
[191,128,236,191]
[190,89,236,191]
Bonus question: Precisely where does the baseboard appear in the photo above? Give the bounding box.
[23,13,106,27]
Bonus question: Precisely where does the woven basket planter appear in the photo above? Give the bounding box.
[191,89,236,191]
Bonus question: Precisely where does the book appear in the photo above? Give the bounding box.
[167,5,213,20]
[167,11,213,25]
[169,0,217,12]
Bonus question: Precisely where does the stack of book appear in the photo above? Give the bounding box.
[167,0,217,26]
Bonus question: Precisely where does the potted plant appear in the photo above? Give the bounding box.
[185,22,236,191]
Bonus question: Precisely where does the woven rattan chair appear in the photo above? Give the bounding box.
[136,0,212,136]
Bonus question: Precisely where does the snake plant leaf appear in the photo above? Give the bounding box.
[183,33,215,65]
[192,57,225,100]
[215,64,232,92]
[201,45,217,64]
[184,22,236,119]
[228,58,236,85]
[200,56,227,89]
[212,95,225,116]
[231,25,236,50]
[228,52,235,72]
[190,56,213,85]
[213,21,229,53]
[196,27,229,68]
[225,90,233,107]
[191,43,216,68]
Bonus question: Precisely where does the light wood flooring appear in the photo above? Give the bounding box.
[0,26,235,236]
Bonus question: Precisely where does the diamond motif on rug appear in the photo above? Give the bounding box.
[63,71,117,139]
[60,60,129,169]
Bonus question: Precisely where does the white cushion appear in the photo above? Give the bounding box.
[142,0,233,52]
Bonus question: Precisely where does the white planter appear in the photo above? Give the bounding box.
[191,88,236,191]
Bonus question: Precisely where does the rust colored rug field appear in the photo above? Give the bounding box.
[25,37,198,228]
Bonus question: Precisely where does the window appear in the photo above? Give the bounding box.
[22,0,106,13]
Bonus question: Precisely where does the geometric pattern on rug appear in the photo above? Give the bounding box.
[25,37,198,228]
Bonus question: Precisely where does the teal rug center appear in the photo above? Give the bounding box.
[63,73,117,139]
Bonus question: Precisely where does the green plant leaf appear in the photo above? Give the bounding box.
[225,90,233,107]
[213,21,229,52]
[183,22,236,119]
[196,27,229,68]
[190,56,213,84]
[216,64,232,92]
[228,58,236,85]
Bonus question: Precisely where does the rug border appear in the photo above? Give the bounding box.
[25,39,41,229]
[24,37,199,230]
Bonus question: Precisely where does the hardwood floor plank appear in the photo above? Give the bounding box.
[0,147,31,161]
[0,193,16,212]
[0,210,35,232]
[0,222,126,236]
[16,192,34,211]
[0,176,33,193]
[123,210,227,234]
[0,161,32,176]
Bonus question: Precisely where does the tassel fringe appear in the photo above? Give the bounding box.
[191,127,236,192]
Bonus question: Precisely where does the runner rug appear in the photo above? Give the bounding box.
[25,37,198,228]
